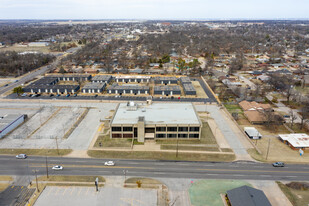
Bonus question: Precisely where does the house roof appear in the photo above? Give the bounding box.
[279,133,309,148]
[239,101,272,111]
[227,185,272,206]
[244,111,267,123]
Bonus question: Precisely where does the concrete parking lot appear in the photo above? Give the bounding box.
[34,186,157,206]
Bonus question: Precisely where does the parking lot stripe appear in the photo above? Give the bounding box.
[70,188,74,195]
[63,188,68,195]
[78,188,82,196]
[85,187,89,195]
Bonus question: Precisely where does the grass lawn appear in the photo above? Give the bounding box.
[247,135,309,163]
[224,104,244,114]
[37,176,105,183]
[0,183,10,192]
[125,177,162,185]
[281,101,303,110]
[94,132,132,148]
[156,122,217,145]
[0,176,13,181]
[160,145,220,152]
[87,150,235,162]
[0,149,72,156]
[189,179,252,206]
[277,182,309,206]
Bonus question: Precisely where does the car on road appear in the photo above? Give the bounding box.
[21,93,27,97]
[104,161,115,166]
[4,84,8,87]
[66,94,70,97]
[56,94,61,97]
[272,162,285,167]
[73,94,77,97]
[52,165,63,170]
[49,94,54,97]
[94,94,98,98]
[16,154,27,159]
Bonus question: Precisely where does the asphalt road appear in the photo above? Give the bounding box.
[1,156,308,181]
[0,57,62,96]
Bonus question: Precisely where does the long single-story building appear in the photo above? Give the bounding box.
[279,133,309,150]
[153,85,181,96]
[110,102,202,142]
[108,83,150,95]
[82,82,106,93]
[24,85,80,94]
[91,75,112,83]
[154,77,178,85]
[180,77,192,84]
[114,75,151,83]
[183,83,197,95]
[47,74,92,81]
[0,114,26,139]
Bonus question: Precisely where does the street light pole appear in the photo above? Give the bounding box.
[176,137,179,158]
[123,170,128,187]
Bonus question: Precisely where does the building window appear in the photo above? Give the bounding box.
[189,134,199,138]
[156,134,166,138]
[123,134,133,138]
[167,127,177,132]
[123,127,133,132]
[156,127,166,132]
[145,128,155,133]
[112,133,122,138]
[167,134,177,138]
[178,127,188,132]
[189,127,200,132]
[178,133,188,138]
[112,127,122,131]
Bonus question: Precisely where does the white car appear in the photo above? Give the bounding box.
[104,161,115,166]
[52,165,63,170]
[16,154,27,159]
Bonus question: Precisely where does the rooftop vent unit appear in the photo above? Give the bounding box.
[126,101,137,111]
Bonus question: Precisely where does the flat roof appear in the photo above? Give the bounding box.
[154,85,181,91]
[115,75,151,79]
[244,127,262,137]
[82,82,106,89]
[112,103,200,125]
[109,84,149,90]
[279,133,309,148]
[0,114,24,131]
[180,77,192,84]
[92,75,112,81]
[183,83,196,92]
[155,76,178,81]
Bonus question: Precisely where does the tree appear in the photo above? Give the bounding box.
[300,103,309,130]
[59,66,66,74]
[13,86,23,96]
[289,110,297,128]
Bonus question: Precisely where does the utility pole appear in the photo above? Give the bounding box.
[265,138,271,160]
[33,170,39,192]
[55,136,59,156]
[123,170,128,187]
[45,156,49,178]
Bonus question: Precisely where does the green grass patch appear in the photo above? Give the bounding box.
[133,140,144,145]
[88,150,235,162]
[224,104,244,114]
[37,175,105,183]
[160,145,220,152]
[189,179,252,206]
[94,132,132,148]
[0,149,72,156]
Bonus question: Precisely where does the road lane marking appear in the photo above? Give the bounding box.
[197,168,309,174]
[29,163,154,170]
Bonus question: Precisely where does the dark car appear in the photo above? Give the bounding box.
[49,94,54,97]
[56,94,61,97]
[73,94,77,97]
[94,94,98,98]
[272,162,285,167]
[66,94,70,97]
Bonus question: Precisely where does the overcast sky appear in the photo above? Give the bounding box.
[0,0,308,20]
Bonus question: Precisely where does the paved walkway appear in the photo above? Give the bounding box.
[195,105,253,161]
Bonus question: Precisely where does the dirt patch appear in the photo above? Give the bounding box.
[192,81,208,98]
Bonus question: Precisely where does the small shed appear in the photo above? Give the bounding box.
[244,127,262,139]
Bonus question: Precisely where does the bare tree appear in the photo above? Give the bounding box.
[289,109,297,128]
